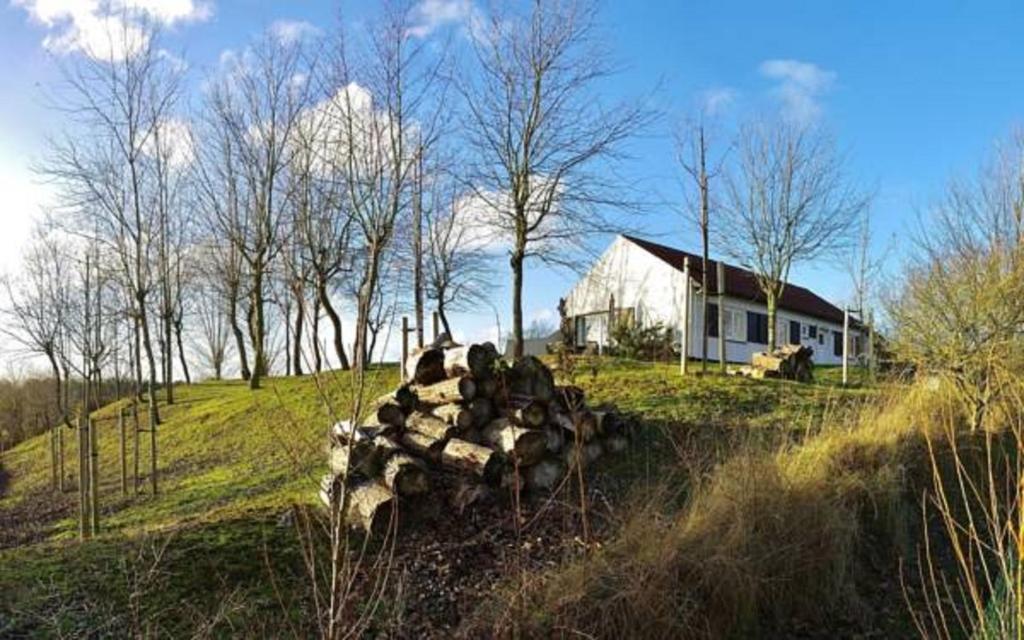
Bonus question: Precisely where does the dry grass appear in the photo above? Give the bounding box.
[467,380,1019,639]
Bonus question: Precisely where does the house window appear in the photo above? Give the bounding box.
[707,303,719,338]
[574,316,586,347]
[746,311,769,345]
[723,307,745,342]
[818,330,825,346]
[834,331,843,357]
[807,325,818,339]
[789,320,801,345]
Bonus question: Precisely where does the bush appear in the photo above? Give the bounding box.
[609,320,674,362]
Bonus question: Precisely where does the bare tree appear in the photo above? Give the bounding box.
[720,118,867,350]
[425,195,493,338]
[191,278,232,380]
[677,115,727,371]
[40,22,181,431]
[459,0,653,358]
[290,92,352,371]
[326,1,448,372]
[204,33,313,388]
[845,208,888,316]
[193,125,252,381]
[1,230,75,429]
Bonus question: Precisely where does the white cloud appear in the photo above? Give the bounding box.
[407,0,481,39]
[758,59,836,123]
[699,87,736,116]
[12,0,211,60]
[269,19,319,45]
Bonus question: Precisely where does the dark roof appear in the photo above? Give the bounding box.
[621,235,847,325]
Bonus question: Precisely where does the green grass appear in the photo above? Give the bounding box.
[0,358,880,637]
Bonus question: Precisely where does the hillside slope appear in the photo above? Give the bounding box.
[0,361,877,637]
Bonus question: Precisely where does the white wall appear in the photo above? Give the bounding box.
[565,236,864,366]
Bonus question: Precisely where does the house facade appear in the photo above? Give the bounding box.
[564,235,865,366]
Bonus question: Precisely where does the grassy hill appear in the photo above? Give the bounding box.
[0,360,884,637]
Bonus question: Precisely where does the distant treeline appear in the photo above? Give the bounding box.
[0,376,133,453]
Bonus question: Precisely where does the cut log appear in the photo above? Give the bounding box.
[404,348,447,385]
[551,409,597,443]
[414,376,476,404]
[328,441,381,479]
[406,411,458,441]
[543,425,565,453]
[482,418,548,466]
[524,458,566,491]
[509,356,556,402]
[604,435,629,454]
[503,397,547,428]
[477,376,499,399]
[344,481,394,531]
[376,386,418,415]
[430,403,474,431]
[376,403,406,429]
[591,410,622,436]
[382,453,430,496]
[441,438,504,479]
[331,419,394,444]
[328,437,401,479]
[563,440,604,468]
[468,398,494,428]
[444,343,499,378]
[400,430,445,463]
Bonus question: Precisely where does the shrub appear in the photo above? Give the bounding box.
[610,320,674,362]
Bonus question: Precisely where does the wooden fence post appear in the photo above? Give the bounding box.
[681,257,691,375]
[842,306,850,386]
[717,262,726,373]
[402,316,410,383]
[119,408,127,497]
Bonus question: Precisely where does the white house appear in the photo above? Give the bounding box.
[564,235,865,366]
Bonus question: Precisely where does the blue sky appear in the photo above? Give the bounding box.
[2,0,1023,362]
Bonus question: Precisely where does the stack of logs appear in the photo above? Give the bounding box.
[320,342,630,530]
[734,343,815,382]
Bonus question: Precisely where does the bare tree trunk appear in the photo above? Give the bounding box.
[175,321,191,385]
[293,291,305,376]
[767,292,778,351]
[312,294,322,374]
[413,144,425,349]
[511,247,525,359]
[228,294,251,381]
[248,269,267,389]
[438,303,453,337]
[139,305,161,428]
[318,281,350,371]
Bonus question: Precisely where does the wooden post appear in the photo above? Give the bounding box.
[119,408,127,497]
[57,418,65,493]
[717,262,726,373]
[89,412,98,535]
[48,415,57,491]
[432,311,439,341]
[77,414,87,539]
[868,311,876,381]
[401,316,410,383]
[680,257,691,375]
[607,294,616,355]
[842,306,850,386]
[132,401,140,495]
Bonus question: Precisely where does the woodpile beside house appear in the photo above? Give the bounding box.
[321,342,631,530]
[734,344,814,382]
